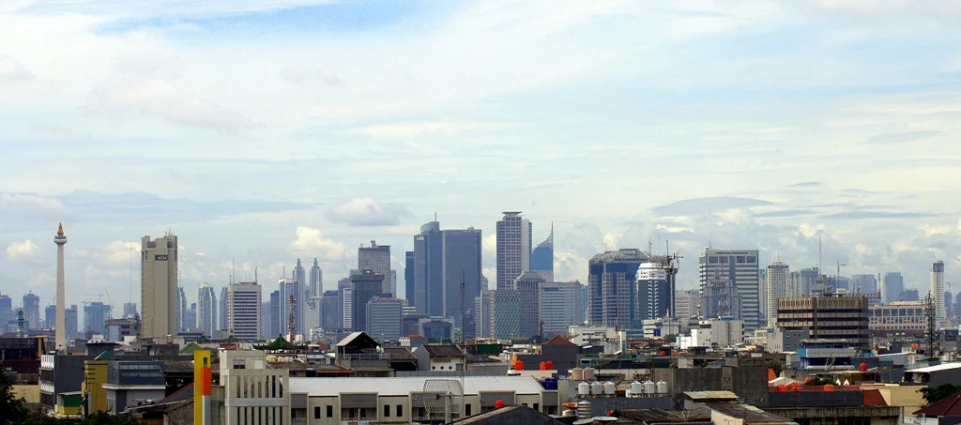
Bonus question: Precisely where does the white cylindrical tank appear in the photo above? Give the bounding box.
[577,401,592,419]
[643,380,656,394]
[578,382,590,396]
[570,369,584,380]
[591,381,603,395]
[583,368,595,380]
[630,381,642,396]
[604,381,616,395]
[656,380,668,394]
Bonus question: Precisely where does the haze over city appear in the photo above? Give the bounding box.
[2,0,961,311]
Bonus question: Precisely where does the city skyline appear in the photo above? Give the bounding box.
[2,1,961,315]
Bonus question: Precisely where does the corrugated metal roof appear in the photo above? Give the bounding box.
[289,375,545,397]
[905,363,961,373]
[683,391,739,401]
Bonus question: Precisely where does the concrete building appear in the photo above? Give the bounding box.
[218,286,228,332]
[366,297,402,343]
[226,281,262,341]
[540,281,582,336]
[636,258,677,321]
[122,302,137,319]
[141,234,178,339]
[588,249,647,329]
[219,350,290,424]
[869,301,927,337]
[418,317,455,343]
[0,294,11,327]
[294,258,307,297]
[23,292,40,331]
[515,272,544,338]
[359,241,392,295]
[442,228,482,336]
[883,272,904,304]
[775,295,869,348]
[197,283,216,338]
[699,248,761,330]
[530,225,554,282]
[414,221,443,316]
[404,251,414,306]
[103,361,166,414]
[496,212,531,291]
[791,267,819,298]
[492,289,521,340]
[309,258,323,298]
[54,223,67,351]
[350,270,386,332]
[474,290,495,339]
[83,302,111,335]
[65,305,78,340]
[765,255,790,328]
[105,317,139,342]
[176,286,186,332]
[675,289,699,320]
[932,261,945,328]
[278,278,305,336]
[321,290,341,330]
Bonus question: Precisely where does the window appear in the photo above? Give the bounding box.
[326,406,333,418]
[384,405,390,417]
[314,407,320,419]
[396,405,403,417]
[533,403,540,412]
[465,404,471,416]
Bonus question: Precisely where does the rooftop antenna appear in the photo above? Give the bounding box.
[255,267,258,283]
[231,259,236,284]
[128,246,133,304]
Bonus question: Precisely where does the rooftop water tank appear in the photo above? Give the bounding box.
[603,381,616,395]
[583,368,595,380]
[656,380,668,394]
[630,381,642,396]
[570,369,584,380]
[643,380,656,394]
[591,381,603,395]
[577,382,590,396]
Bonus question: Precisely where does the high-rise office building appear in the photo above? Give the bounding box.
[122,302,138,319]
[184,303,197,331]
[404,251,415,305]
[442,228,482,332]
[359,241,392,295]
[0,294,11,326]
[492,289,520,340]
[260,302,271,339]
[219,286,228,332]
[321,290,342,329]
[141,234,178,339]
[674,289,699,319]
[791,267,819,297]
[474,290,495,339]
[776,295,869,349]
[758,268,767,320]
[540,281,581,336]
[176,286,187,331]
[45,305,56,330]
[882,272,904,304]
[268,290,281,338]
[413,221,443,316]
[293,259,306,296]
[83,302,111,335]
[515,272,544,337]
[699,248,761,331]
[198,283,216,337]
[366,297,402,343]
[226,281,262,341]
[350,270,386,332]
[277,278,305,335]
[496,212,532,290]
[22,292,40,330]
[636,258,678,321]
[531,225,554,282]
[955,292,961,317]
[946,291,954,319]
[309,258,322,298]
[933,261,946,328]
[304,297,321,332]
[339,278,352,330]
[65,305,78,340]
[588,249,647,329]
[900,288,920,302]
[765,255,790,328]
[851,274,878,295]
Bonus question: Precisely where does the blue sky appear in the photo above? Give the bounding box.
[1,0,961,320]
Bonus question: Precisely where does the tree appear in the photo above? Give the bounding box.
[921,383,961,405]
[0,367,29,425]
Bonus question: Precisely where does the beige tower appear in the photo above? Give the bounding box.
[54,223,67,351]
[141,234,178,339]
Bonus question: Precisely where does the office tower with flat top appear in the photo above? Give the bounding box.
[141,233,178,339]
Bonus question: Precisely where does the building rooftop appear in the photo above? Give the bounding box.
[383,347,416,361]
[617,408,712,424]
[704,403,797,425]
[683,391,739,402]
[423,344,466,358]
[906,363,961,373]
[288,375,545,397]
[590,249,648,263]
[916,393,961,416]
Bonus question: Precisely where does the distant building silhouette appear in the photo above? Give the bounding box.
[699,248,760,331]
[496,212,531,291]
[530,224,554,282]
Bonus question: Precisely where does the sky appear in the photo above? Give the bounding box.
[2,0,961,321]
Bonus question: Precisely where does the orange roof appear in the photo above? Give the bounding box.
[768,368,777,381]
[543,335,574,346]
[863,389,887,406]
[916,393,961,416]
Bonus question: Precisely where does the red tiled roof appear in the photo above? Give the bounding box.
[543,335,574,346]
[916,393,961,416]
[863,389,887,406]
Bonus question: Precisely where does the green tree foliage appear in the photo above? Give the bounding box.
[0,367,29,425]
[921,383,961,405]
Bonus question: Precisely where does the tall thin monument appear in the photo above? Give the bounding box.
[54,222,67,351]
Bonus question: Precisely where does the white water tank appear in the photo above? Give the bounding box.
[656,380,668,394]
[604,381,616,395]
[577,401,592,419]
[584,368,595,380]
[578,382,590,396]
[591,381,603,395]
[630,381,642,396]
[643,380,656,394]
[570,369,584,380]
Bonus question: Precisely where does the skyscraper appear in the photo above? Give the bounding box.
[260,302,271,339]
[0,294,11,326]
[268,290,280,338]
[588,249,647,328]
[176,286,187,331]
[122,302,138,319]
[530,225,554,282]
[184,302,197,331]
[404,251,414,305]
[851,274,878,295]
[277,278,304,335]
[358,241,392,295]
[540,281,582,336]
[198,283,216,337]
[699,248,761,331]
[496,212,531,290]
[54,222,67,350]
[414,221,443,316]
[226,281,262,341]
[339,278,353,329]
[765,255,790,328]
[882,272,904,304]
[442,228,482,332]
[293,259,306,297]
[350,270,386,332]
[65,305,78,340]
[933,261,945,328]
[309,258,322,298]
[366,297,402,343]
[791,267,819,297]
[474,290,495,339]
[22,292,40,331]
[321,290,342,329]
[45,305,55,330]
[515,272,544,337]
[492,290,520,340]
[141,233,178,339]
[83,302,111,335]
[219,286,228,332]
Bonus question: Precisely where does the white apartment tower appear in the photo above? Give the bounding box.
[141,234,178,339]
[197,283,217,338]
[227,282,262,341]
[496,211,532,290]
[698,248,761,331]
[765,254,790,328]
[932,261,945,329]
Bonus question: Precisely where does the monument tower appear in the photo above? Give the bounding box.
[54,222,67,351]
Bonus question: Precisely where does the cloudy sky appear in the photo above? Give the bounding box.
[2,1,961,318]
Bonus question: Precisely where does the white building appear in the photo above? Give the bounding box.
[699,249,760,331]
[227,282,262,341]
[678,318,744,349]
[495,212,531,291]
[219,350,290,424]
[933,261,945,328]
[197,283,216,338]
[642,318,681,339]
[765,255,790,328]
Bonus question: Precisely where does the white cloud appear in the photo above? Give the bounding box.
[325,198,411,227]
[287,226,347,260]
[100,240,139,265]
[279,65,345,88]
[0,55,33,84]
[0,193,65,216]
[97,79,255,132]
[6,239,46,265]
